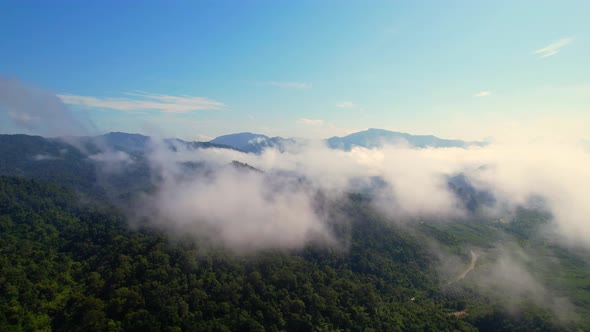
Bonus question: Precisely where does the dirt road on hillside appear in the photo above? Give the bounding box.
[457,250,479,281]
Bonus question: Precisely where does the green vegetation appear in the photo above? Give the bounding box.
[1,176,477,331]
[1,133,589,331]
[424,210,590,331]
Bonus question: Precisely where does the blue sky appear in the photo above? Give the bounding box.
[1,0,588,141]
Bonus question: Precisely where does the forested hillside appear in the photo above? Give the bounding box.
[3,175,586,331]
[2,1,588,330]
[1,135,588,331]
[0,176,475,331]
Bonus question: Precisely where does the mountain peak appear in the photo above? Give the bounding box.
[327,128,483,150]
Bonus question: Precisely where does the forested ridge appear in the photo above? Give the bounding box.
[0,176,479,331]
[2,175,583,331]
[0,131,586,331]
[0,135,590,331]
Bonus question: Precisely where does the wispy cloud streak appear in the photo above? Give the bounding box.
[533,37,574,58]
[58,91,225,113]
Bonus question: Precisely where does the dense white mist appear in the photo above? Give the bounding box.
[0,77,94,137]
[2,76,585,252]
[129,136,590,254]
[3,80,589,320]
[133,139,336,252]
[458,142,590,247]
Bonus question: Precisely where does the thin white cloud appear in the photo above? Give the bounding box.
[473,91,492,97]
[259,81,311,89]
[336,101,355,108]
[58,91,225,113]
[533,37,574,58]
[297,118,324,126]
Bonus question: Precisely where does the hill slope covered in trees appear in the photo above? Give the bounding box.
[1,134,589,331]
[2,176,586,331]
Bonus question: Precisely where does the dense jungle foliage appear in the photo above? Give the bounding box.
[1,134,589,331]
[2,176,585,331]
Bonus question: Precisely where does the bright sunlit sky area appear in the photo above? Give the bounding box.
[1,1,589,141]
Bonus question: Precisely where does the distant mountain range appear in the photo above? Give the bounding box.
[326,128,485,150]
[0,129,484,176]
[0,129,484,164]
[208,128,486,152]
[0,131,494,212]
